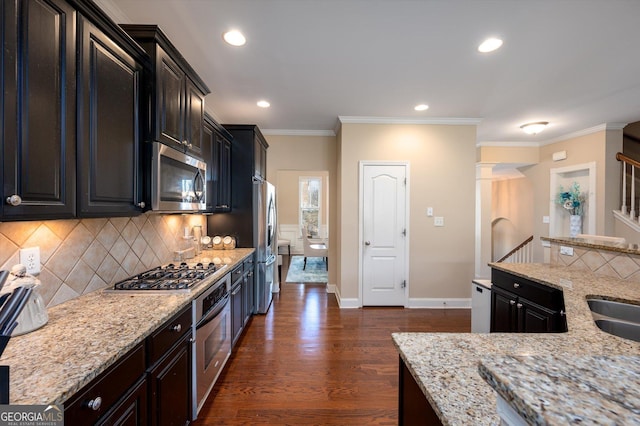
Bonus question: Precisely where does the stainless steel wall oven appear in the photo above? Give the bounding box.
[192,273,231,417]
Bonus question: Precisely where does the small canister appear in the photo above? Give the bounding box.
[212,236,223,250]
[223,236,236,249]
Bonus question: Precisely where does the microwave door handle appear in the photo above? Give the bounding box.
[193,170,204,201]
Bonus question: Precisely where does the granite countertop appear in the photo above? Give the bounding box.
[0,248,254,406]
[541,235,640,255]
[392,263,640,425]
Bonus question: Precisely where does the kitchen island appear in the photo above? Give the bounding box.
[0,248,254,406]
[393,262,640,425]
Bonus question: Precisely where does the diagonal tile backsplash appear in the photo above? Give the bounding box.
[0,213,206,307]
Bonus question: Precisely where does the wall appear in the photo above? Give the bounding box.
[263,134,337,286]
[520,128,623,261]
[492,177,534,260]
[338,123,477,303]
[0,214,206,307]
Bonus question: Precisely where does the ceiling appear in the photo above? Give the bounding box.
[98,0,640,144]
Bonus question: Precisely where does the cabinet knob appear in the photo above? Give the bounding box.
[182,140,188,145]
[516,303,523,309]
[513,283,520,288]
[188,143,193,149]
[509,300,516,305]
[171,324,182,333]
[137,201,146,208]
[87,396,102,411]
[5,195,22,206]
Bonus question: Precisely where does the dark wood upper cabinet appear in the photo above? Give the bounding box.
[120,25,210,159]
[2,0,149,221]
[223,124,268,183]
[204,115,232,212]
[2,0,77,220]
[77,16,144,217]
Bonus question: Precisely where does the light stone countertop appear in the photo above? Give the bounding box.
[0,248,254,406]
[392,263,640,426]
[541,235,640,255]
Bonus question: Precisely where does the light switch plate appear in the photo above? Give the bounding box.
[427,207,434,217]
[19,247,41,275]
[543,216,550,224]
[434,217,444,227]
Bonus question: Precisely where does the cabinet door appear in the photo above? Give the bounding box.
[185,78,204,157]
[2,0,76,220]
[203,119,214,212]
[148,335,192,426]
[96,377,147,426]
[231,281,243,347]
[213,131,232,211]
[77,17,143,217]
[156,47,185,149]
[490,286,517,332]
[518,299,558,333]
[253,137,267,180]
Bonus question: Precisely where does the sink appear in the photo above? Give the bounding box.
[587,298,640,342]
[594,319,640,343]
[587,299,640,324]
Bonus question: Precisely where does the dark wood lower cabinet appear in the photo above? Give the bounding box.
[398,357,442,426]
[231,280,243,347]
[96,377,148,426]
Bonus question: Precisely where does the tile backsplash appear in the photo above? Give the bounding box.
[550,243,640,282]
[0,213,206,307]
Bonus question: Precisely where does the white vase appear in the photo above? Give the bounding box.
[569,215,582,237]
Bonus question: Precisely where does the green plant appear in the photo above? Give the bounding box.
[557,182,585,216]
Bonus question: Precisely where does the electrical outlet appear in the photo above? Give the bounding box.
[19,247,41,275]
[559,246,574,256]
[434,216,444,227]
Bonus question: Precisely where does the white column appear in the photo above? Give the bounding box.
[475,163,495,279]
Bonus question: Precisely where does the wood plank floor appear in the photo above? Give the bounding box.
[194,256,471,425]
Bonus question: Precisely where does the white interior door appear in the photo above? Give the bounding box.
[361,163,408,306]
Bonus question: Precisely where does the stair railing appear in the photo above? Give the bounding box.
[496,235,534,263]
[616,152,640,221]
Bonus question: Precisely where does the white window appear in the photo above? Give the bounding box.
[300,177,322,237]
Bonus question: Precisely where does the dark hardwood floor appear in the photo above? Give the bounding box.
[194,256,471,425]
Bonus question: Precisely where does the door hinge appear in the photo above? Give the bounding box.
[401,280,406,288]
[402,229,406,236]
[404,177,407,185]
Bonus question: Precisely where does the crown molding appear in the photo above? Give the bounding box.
[539,122,628,146]
[476,141,540,148]
[337,116,482,126]
[261,129,336,137]
[92,0,132,23]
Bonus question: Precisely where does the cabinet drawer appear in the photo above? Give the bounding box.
[244,257,254,272]
[232,265,244,284]
[146,306,192,366]
[65,343,145,425]
[491,269,564,311]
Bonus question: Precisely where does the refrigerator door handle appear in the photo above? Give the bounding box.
[265,254,277,266]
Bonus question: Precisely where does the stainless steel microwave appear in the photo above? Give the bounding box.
[151,142,206,212]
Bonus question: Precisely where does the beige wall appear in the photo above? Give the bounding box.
[264,134,337,285]
[338,123,477,301]
[492,177,534,260]
[519,129,623,261]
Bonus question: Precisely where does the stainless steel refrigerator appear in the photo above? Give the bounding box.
[254,181,277,313]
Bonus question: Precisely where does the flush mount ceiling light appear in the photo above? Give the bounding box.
[223,30,246,46]
[478,38,503,53]
[414,104,429,111]
[257,100,270,108]
[520,121,549,135]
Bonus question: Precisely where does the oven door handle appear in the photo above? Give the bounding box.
[196,294,230,330]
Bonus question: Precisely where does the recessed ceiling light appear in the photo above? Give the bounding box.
[223,30,246,46]
[520,121,549,135]
[414,104,429,111]
[478,38,503,53]
[257,100,270,108]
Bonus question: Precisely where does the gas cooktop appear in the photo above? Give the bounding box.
[112,262,225,292]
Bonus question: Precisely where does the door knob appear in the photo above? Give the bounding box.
[364,241,371,246]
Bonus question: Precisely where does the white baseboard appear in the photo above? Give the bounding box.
[326,283,336,293]
[408,298,471,309]
[332,285,359,308]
